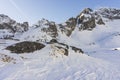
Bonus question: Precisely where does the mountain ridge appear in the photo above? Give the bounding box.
[0,7,120,42]
[1,7,120,80]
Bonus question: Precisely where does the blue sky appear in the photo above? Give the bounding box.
[0,0,120,24]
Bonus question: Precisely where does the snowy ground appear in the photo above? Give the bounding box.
[0,40,120,80]
[0,19,120,80]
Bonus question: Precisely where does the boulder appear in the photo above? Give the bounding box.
[6,41,45,53]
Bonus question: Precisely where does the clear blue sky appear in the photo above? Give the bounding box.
[0,0,120,24]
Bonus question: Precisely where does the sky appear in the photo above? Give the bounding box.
[0,0,120,24]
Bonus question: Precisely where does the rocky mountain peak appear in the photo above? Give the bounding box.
[81,8,93,14]
[0,14,29,39]
[0,14,15,24]
[75,8,105,31]
[34,18,55,28]
[22,19,58,42]
[0,14,29,32]
[1,7,120,40]
[37,18,49,26]
[97,8,120,19]
[0,14,9,20]
[57,8,106,37]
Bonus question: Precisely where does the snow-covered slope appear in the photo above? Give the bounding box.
[19,18,58,43]
[0,46,120,80]
[1,8,120,80]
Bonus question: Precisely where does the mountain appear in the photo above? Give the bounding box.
[20,8,104,42]
[19,8,120,47]
[0,14,29,39]
[1,8,120,42]
[0,8,120,80]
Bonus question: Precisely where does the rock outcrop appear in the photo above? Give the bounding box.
[98,8,120,19]
[48,39,83,56]
[59,17,77,36]
[34,19,58,38]
[0,14,29,33]
[6,41,45,53]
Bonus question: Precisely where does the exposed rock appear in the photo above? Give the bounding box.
[22,22,29,31]
[93,12,105,25]
[70,46,84,53]
[97,18,105,25]
[6,41,45,53]
[59,17,77,36]
[77,8,96,31]
[55,46,68,56]
[0,53,16,63]
[48,39,69,49]
[57,42,69,49]
[98,8,120,19]
[48,23,58,38]
[37,19,58,38]
[49,39,58,44]
[49,39,84,56]
[0,14,29,33]
[80,17,96,30]
[49,40,69,56]
[0,23,16,33]
[81,8,93,14]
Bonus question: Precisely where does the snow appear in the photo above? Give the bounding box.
[1,8,120,80]
[20,26,52,42]
[0,30,14,39]
[0,39,120,80]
